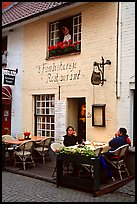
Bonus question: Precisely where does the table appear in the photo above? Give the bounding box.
[56,141,111,196]
[63,142,110,153]
[3,136,48,145]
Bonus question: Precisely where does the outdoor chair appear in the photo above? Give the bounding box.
[14,140,35,170]
[50,142,64,177]
[104,144,130,180]
[80,146,103,176]
[2,135,15,163]
[34,137,52,165]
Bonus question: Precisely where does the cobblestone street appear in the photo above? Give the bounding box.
[2,171,135,202]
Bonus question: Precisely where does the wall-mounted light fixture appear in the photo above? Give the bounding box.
[92,104,106,127]
[91,56,111,86]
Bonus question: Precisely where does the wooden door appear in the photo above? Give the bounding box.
[2,104,11,135]
[78,98,86,143]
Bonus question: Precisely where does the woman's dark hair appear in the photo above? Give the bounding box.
[119,127,127,135]
[66,126,74,132]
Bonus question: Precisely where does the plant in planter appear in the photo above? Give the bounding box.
[58,146,96,157]
[48,40,80,57]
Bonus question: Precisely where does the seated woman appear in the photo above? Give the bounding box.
[63,126,78,147]
[63,126,79,175]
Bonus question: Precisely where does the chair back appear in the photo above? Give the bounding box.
[18,140,34,153]
[36,137,51,150]
[109,144,129,160]
[16,133,24,139]
[50,142,63,153]
[2,135,14,141]
[94,147,103,156]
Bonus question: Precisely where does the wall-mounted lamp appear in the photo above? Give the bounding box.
[91,56,111,86]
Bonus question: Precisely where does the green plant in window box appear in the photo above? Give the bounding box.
[48,40,80,57]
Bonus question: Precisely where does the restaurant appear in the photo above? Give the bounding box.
[21,2,118,145]
[2,2,135,145]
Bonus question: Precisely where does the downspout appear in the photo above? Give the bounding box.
[117,2,122,98]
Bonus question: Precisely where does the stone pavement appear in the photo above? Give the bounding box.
[2,171,135,202]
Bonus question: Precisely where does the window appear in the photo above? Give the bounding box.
[48,14,81,57]
[34,94,55,140]
[92,104,106,127]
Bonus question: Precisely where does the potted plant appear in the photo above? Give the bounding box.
[57,146,96,163]
[24,131,31,140]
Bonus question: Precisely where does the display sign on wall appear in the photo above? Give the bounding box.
[55,99,66,142]
[3,68,18,85]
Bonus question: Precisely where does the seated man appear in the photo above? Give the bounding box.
[108,127,131,151]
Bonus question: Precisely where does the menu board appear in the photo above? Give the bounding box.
[55,99,66,141]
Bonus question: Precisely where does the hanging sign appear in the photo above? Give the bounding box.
[3,68,18,85]
[91,70,101,85]
[91,64,101,85]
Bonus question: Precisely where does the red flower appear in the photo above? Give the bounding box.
[75,41,80,45]
[70,44,74,47]
[48,40,80,57]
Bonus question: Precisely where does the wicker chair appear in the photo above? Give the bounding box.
[80,147,103,176]
[104,144,130,180]
[50,142,64,177]
[2,135,15,163]
[14,140,35,170]
[34,137,52,165]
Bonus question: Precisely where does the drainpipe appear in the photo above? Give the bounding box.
[117,2,122,98]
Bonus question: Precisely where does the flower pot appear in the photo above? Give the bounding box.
[24,132,31,139]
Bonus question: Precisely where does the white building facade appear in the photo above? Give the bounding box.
[117,2,135,145]
[2,2,135,146]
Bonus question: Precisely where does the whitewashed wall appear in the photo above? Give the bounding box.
[117,2,135,142]
[6,27,24,136]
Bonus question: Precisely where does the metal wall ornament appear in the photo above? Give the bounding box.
[91,64,101,85]
[91,56,111,86]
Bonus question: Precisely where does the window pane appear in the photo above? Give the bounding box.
[78,33,81,41]
[46,108,49,114]
[46,131,50,136]
[51,124,54,130]
[46,124,50,129]
[51,116,54,123]
[74,17,78,25]
[42,95,45,100]
[51,131,54,137]
[46,95,49,100]
[46,102,49,107]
